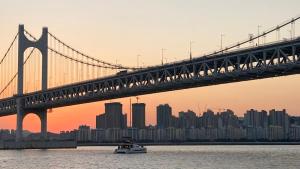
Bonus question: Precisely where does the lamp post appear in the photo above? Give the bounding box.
[220,34,225,52]
[161,48,166,65]
[258,25,261,45]
[189,41,195,60]
[137,54,141,68]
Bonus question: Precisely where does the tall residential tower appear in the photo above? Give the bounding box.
[132,103,146,129]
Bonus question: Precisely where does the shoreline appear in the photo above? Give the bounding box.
[78,142,300,146]
[0,140,77,150]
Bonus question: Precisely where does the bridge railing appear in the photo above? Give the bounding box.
[153,37,300,68]
[161,15,300,67]
[220,36,300,55]
[0,97,16,114]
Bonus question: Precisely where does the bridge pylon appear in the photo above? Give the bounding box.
[16,25,48,142]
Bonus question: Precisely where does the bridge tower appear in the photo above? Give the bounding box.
[16,25,48,142]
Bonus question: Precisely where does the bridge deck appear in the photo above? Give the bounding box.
[1,38,300,116]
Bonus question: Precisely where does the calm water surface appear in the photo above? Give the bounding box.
[0,145,300,169]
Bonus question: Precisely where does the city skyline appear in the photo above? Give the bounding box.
[1,101,298,132]
[61,105,300,142]
[2,102,300,142]
[1,0,300,133]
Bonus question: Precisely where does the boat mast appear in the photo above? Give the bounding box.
[130,98,133,140]
[130,98,132,128]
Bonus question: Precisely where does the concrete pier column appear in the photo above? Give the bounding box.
[16,97,24,142]
[39,110,47,140]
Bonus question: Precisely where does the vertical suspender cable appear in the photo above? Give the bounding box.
[86,57,89,80]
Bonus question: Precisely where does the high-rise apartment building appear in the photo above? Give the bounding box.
[132,103,146,129]
[269,109,289,138]
[157,104,172,128]
[96,102,127,129]
[179,110,197,128]
[77,125,91,142]
[244,109,268,128]
[201,109,218,128]
[218,109,239,128]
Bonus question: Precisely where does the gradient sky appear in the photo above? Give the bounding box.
[1,0,300,132]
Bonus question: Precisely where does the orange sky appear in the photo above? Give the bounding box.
[1,1,300,133]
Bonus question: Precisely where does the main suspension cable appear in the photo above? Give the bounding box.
[0,33,18,65]
[0,48,35,96]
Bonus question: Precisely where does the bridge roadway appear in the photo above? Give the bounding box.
[1,38,300,116]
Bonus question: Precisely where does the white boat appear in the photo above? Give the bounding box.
[114,142,147,154]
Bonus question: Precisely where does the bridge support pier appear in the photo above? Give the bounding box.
[39,110,47,140]
[15,109,48,142]
[16,97,24,142]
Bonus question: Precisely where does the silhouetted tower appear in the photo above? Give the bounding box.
[16,25,48,141]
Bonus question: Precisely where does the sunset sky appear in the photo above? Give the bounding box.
[1,0,300,133]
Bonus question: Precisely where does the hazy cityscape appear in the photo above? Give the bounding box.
[2,102,300,143]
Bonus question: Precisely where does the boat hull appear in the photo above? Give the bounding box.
[114,148,147,154]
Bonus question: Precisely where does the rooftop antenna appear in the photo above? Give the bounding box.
[197,104,201,117]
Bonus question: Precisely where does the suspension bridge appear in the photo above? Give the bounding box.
[1,16,300,142]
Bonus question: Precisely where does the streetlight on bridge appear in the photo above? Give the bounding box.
[220,34,225,53]
[189,41,195,60]
[161,48,167,65]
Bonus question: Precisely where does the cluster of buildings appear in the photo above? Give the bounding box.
[65,102,300,143]
[1,102,300,143]
[0,129,15,141]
